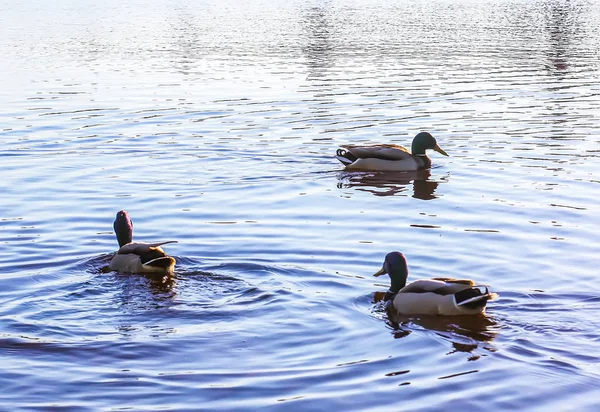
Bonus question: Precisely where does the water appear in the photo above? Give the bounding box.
[2,0,600,410]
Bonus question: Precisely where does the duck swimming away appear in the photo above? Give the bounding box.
[109,210,177,275]
[373,251,497,316]
[336,132,448,172]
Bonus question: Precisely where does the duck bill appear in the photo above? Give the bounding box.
[373,267,387,277]
[433,144,449,157]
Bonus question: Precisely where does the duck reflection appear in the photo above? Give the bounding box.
[302,6,335,80]
[337,170,445,200]
[115,273,176,311]
[539,1,586,133]
[113,273,177,338]
[373,291,498,351]
[542,0,583,78]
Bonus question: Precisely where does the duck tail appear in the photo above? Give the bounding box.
[335,149,357,166]
[455,286,497,309]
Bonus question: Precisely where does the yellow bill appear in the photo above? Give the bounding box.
[433,144,449,157]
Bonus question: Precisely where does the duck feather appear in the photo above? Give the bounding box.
[341,144,412,161]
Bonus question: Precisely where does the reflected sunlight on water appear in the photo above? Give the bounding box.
[1,0,600,410]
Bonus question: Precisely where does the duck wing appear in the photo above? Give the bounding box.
[431,277,475,285]
[116,241,177,264]
[399,279,475,295]
[117,241,177,255]
[341,144,411,161]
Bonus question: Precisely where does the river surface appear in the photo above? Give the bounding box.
[2,0,600,410]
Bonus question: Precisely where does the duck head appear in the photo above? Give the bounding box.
[114,210,133,247]
[373,251,409,293]
[411,132,449,157]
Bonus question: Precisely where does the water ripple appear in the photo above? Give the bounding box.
[2,0,600,410]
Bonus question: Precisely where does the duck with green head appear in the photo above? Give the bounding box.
[109,210,177,275]
[336,132,448,171]
[373,252,497,316]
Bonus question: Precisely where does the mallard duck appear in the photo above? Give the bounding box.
[335,132,448,171]
[109,210,177,275]
[373,251,497,316]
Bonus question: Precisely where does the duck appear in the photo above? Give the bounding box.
[335,132,448,171]
[373,251,497,316]
[109,210,177,275]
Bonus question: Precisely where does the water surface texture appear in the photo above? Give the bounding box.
[2,0,600,410]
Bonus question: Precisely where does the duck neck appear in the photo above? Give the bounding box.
[116,230,132,247]
[389,269,408,293]
[114,223,133,247]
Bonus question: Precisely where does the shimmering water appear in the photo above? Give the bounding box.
[2,0,600,410]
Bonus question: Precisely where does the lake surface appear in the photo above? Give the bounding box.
[2,0,600,410]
